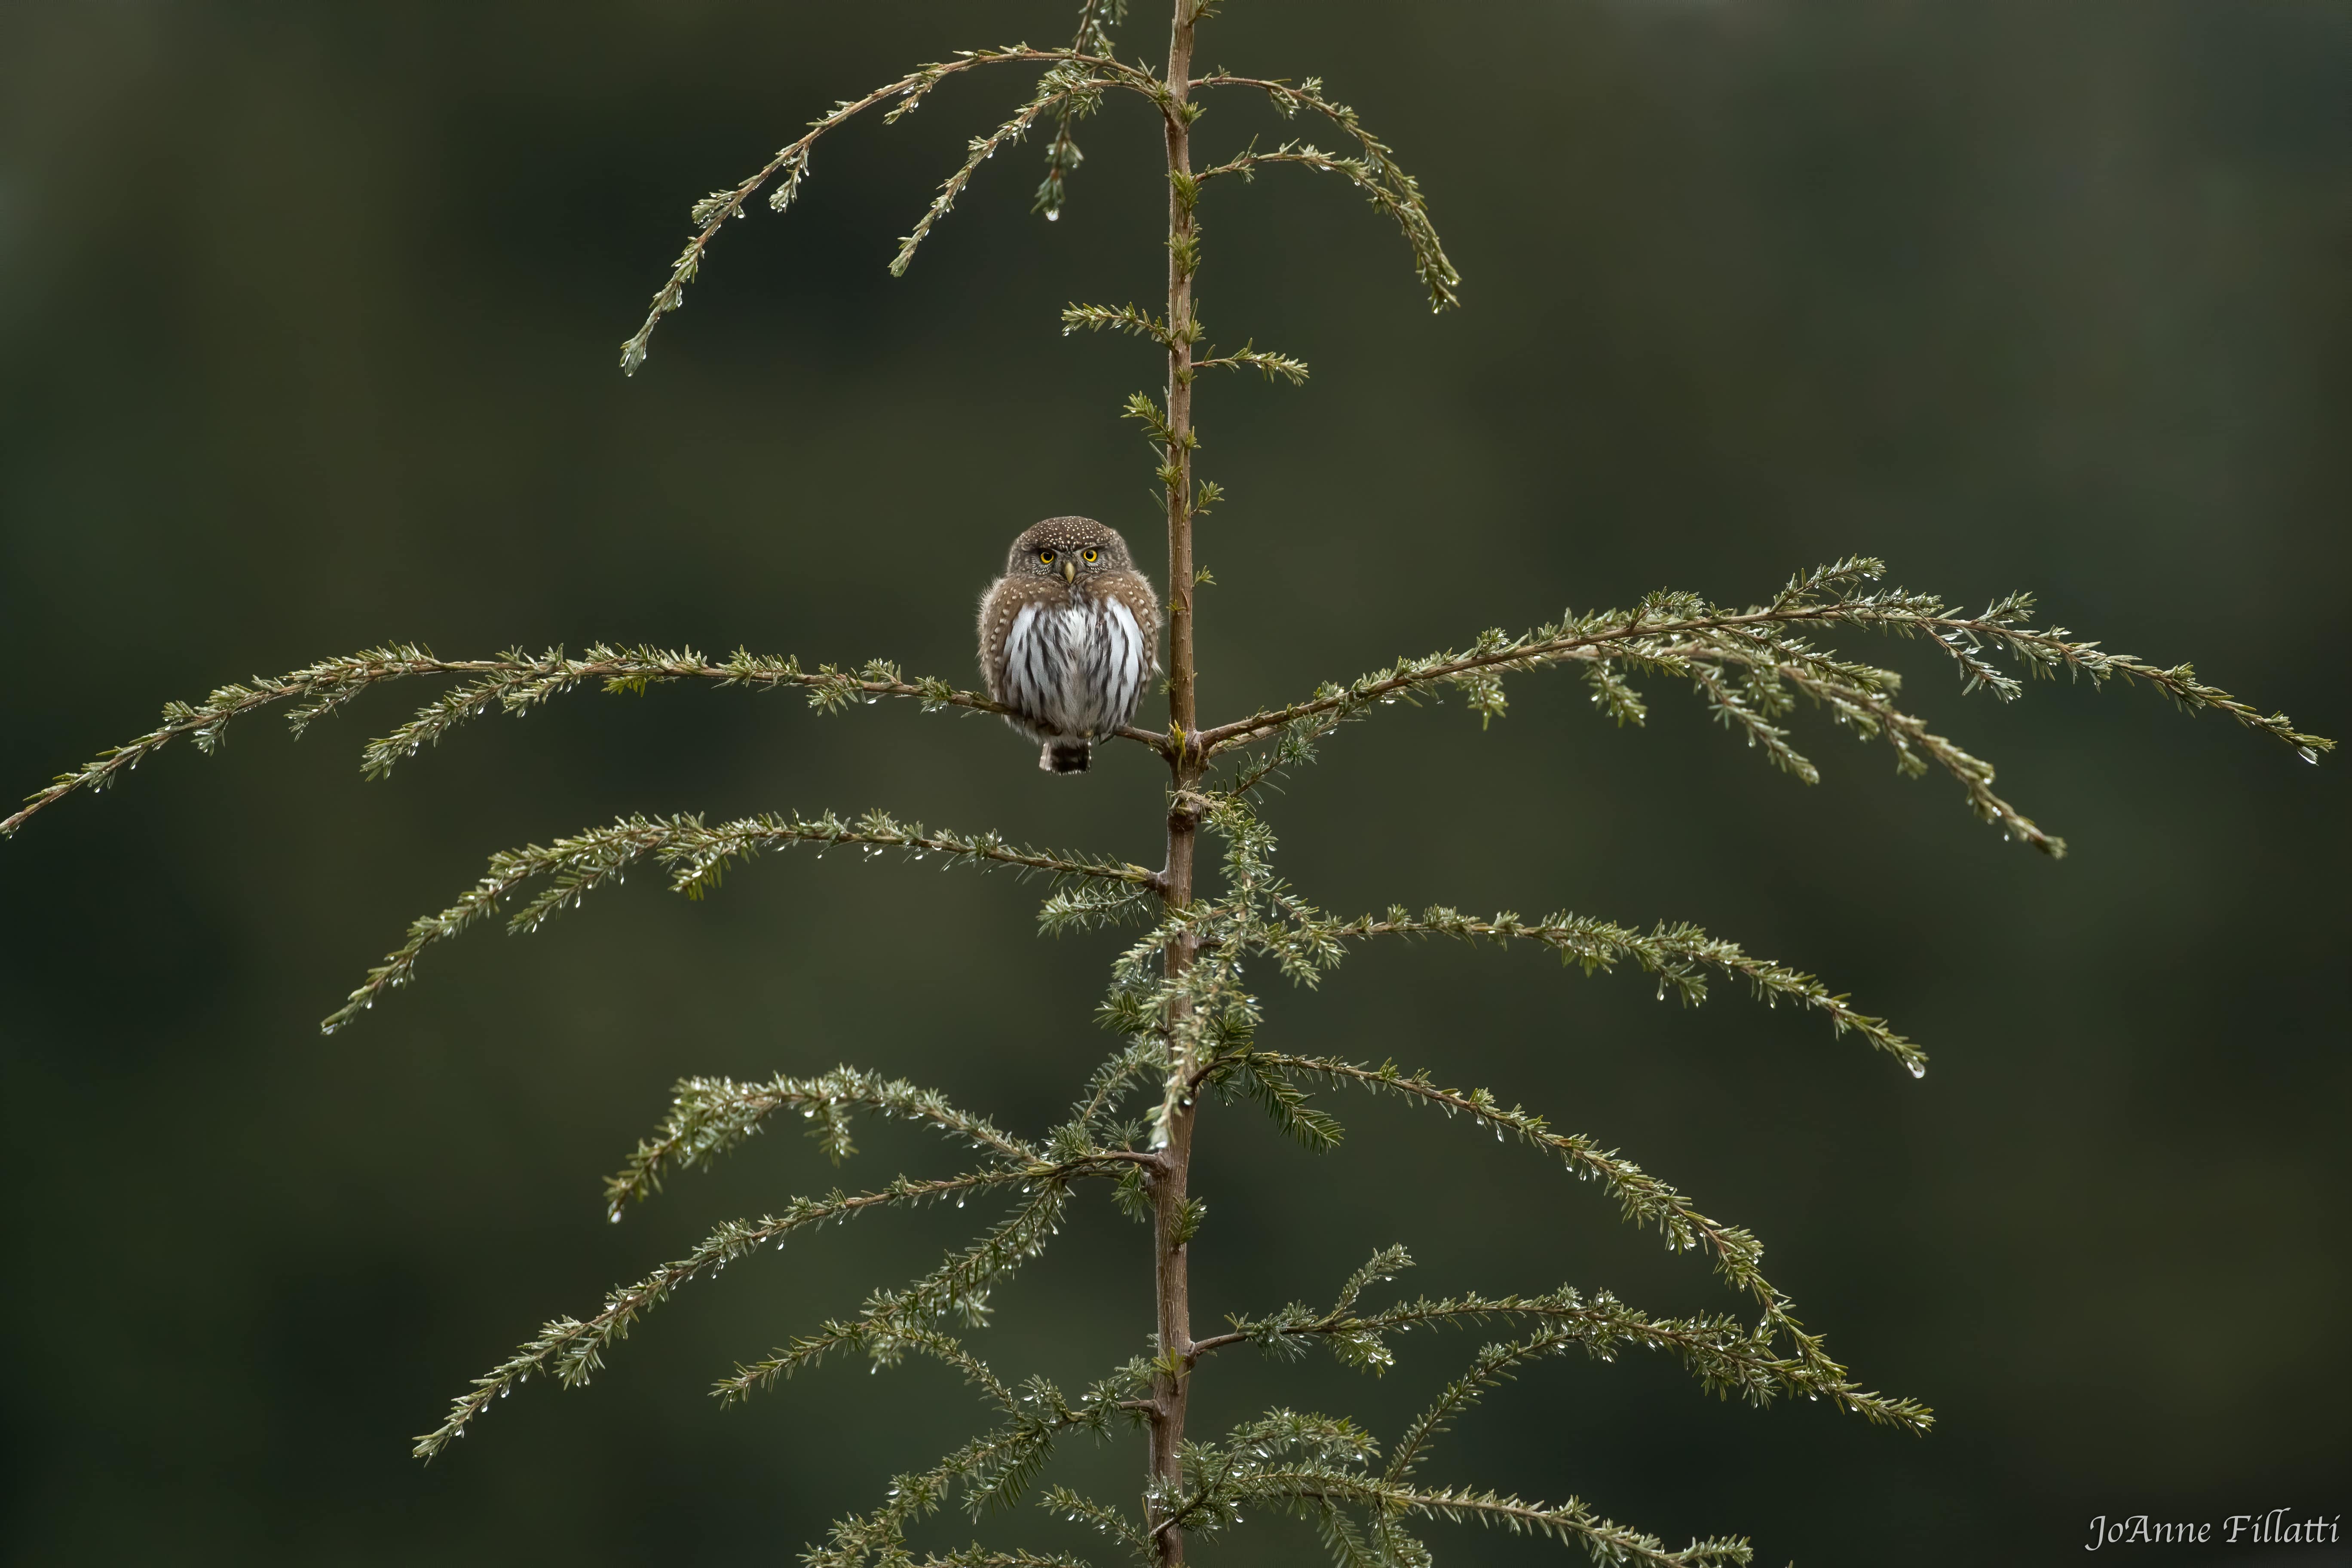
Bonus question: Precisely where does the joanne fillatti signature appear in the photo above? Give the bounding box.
[2086,1511,2342,1550]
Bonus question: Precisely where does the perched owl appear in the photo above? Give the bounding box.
[978,517,1161,772]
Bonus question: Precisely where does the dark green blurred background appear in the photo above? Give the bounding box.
[3,1,2346,1563]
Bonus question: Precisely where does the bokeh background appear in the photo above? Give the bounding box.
[3,2,2346,1564]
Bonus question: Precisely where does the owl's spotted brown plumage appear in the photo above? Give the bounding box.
[978,517,1161,773]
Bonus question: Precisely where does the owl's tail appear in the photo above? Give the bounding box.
[1040,740,1092,774]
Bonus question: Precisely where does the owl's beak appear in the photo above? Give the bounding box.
[1061,559,1075,584]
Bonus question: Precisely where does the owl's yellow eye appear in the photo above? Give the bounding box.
[1082,548,1098,562]
[1038,549,1056,564]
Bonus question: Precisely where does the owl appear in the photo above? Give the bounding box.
[978,517,1162,772]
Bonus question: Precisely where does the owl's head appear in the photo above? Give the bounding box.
[1007,516,1135,584]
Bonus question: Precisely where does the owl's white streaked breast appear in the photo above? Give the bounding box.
[1001,592,1148,739]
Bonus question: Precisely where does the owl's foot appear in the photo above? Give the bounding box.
[1041,741,1092,774]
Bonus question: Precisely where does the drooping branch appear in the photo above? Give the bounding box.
[1191,144,1455,310]
[619,44,1165,373]
[1102,800,1926,1102]
[325,809,1159,1034]
[1195,1254,1861,1418]
[1,642,1172,840]
[1325,905,1926,1075]
[412,1169,1035,1459]
[1200,567,2330,763]
[607,1067,1045,1218]
[1192,564,2331,854]
[1241,1055,1762,1281]
[1190,74,1461,311]
[1252,1052,1933,1435]
[421,1146,1159,1466]
[4,644,491,835]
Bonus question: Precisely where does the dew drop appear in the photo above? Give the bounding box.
[1907,1062,1926,1079]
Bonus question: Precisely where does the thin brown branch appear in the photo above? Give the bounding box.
[1150,4,1205,1562]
